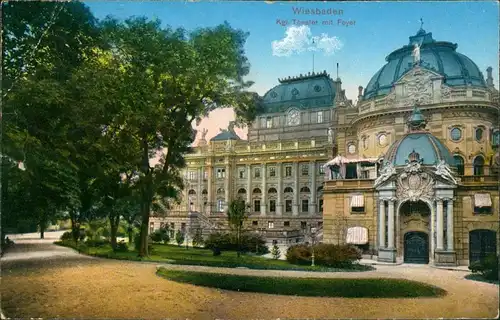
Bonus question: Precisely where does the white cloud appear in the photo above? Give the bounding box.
[272,25,343,57]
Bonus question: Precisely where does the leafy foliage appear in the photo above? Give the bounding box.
[469,254,499,280]
[175,230,185,246]
[191,228,204,248]
[286,244,362,268]
[150,228,170,244]
[271,245,281,260]
[204,232,268,255]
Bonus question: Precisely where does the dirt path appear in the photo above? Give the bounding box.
[1,240,498,319]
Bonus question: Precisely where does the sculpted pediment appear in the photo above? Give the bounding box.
[386,67,443,107]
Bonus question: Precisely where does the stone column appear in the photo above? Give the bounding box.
[197,167,202,212]
[293,162,299,216]
[436,199,444,250]
[309,161,316,215]
[430,204,435,260]
[224,162,230,212]
[207,166,213,215]
[246,164,252,205]
[379,199,386,248]
[387,199,395,249]
[260,163,267,216]
[277,163,283,216]
[446,199,454,251]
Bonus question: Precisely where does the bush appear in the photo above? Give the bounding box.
[150,228,170,244]
[286,244,362,268]
[204,232,269,254]
[271,245,281,260]
[60,231,73,241]
[469,254,498,280]
[175,230,185,246]
[85,239,110,248]
[114,240,129,253]
[192,229,204,248]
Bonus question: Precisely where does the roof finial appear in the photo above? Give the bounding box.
[420,17,424,30]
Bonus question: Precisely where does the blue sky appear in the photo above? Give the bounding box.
[86,1,499,102]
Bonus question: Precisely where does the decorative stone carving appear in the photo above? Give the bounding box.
[433,160,457,185]
[441,84,451,99]
[398,68,434,107]
[374,161,397,187]
[396,160,434,203]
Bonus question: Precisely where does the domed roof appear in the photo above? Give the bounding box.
[384,107,455,166]
[364,28,487,99]
[261,71,336,114]
[210,130,241,141]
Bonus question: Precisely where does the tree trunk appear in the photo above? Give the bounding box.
[109,214,120,250]
[39,212,47,239]
[237,227,241,258]
[128,225,133,245]
[70,212,80,244]
[138,183,152,257]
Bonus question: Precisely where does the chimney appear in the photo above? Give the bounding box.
[486,66,494,87]
[358,86,363,97]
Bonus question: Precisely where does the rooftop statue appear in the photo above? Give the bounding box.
[220,121,236,133]
[374,161,397,187]
[412,43,421,64]
[433,160,457,185]
[201,128,208,140]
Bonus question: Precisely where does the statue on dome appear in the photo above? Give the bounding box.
[433,160,457,184]
[412,43,421,64]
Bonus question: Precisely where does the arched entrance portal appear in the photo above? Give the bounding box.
[404,232,429,263]
[469,229,497,264]
[399,200,431,264]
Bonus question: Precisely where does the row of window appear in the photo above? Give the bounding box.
[187,186,324,196]
[259,110,325,129]
[453,154,485,176]
[150,222,186,235]
[214,199,324,213]
[450,126,500,144]
[187,164,326,180]
[254,221,324,229]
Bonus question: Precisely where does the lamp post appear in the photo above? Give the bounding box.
[310,227,317,267]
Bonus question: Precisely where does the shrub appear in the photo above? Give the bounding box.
[85,239,110,248]
[114,240,129,253]
[469,254,498,280]
[204,232,269,254]
[271,245,281,260]
[60,231,73,241]
[150,228,169,244]
[175,230,185,246]
[192,229,204,248]
[286,244,362,268]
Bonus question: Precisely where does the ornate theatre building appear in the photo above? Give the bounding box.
[151,27,499,266]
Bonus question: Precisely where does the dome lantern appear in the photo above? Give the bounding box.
[407,106,427,132]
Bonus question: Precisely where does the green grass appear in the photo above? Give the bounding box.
[54,241,374,272]
[156,268,447,298]
[464,273,499,285]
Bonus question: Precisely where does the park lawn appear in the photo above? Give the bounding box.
[54,241,373,272]
[156,268,447,298]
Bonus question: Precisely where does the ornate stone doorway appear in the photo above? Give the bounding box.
[404,231,429,264]
[398,200,431,263]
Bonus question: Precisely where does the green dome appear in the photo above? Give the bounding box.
[261,71,336,114]
[385,132,455,166]
[364,28,487,99]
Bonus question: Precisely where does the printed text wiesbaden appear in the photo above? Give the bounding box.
[292,7,344,15]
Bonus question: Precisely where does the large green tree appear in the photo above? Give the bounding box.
[227,199,249,258]
[89,17,263,257]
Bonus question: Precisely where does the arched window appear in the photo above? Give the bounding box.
[473,156,484,176]
[237,188,246,194]
[475,127,484,142]
[300,186,310,193]
[284,187,293,193]
[268,188,277,194]
[188,189,196,195]
[202,189,208,195]
[252,188,261,194]
[216,188,224,194]
[453,155,464,176]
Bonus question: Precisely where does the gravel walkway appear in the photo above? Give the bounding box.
[1,238,498,319]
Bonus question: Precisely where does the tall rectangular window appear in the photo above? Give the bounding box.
[285,200,293,212]
[318,164,325,174]
[285,166,292,177]
[217,200,224,212]
[269,200,276,212]
[254,168,261,178]
[266,117,273,128]
[317,111,323,123]
[301,199,309,212]
[216,168,225,178]
[239,169,245,179]
[254,200,261,212]
[269,167,276,177]
[301,164,309,176]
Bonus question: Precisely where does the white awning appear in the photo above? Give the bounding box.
[474,193,492,208]
[350,194,365,207]
[346,226,368,245]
